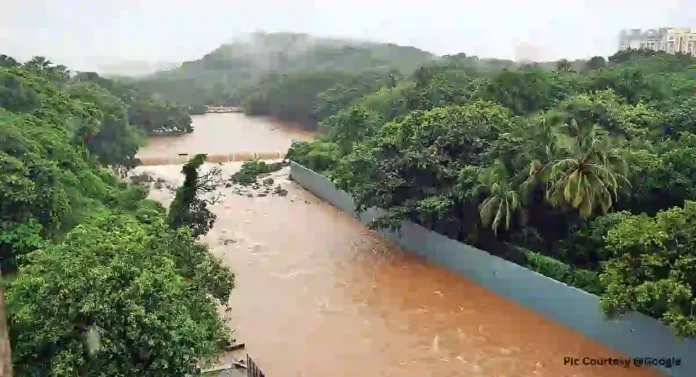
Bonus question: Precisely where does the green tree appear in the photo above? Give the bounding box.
[601,202,696,337]
[477,162,522,234]
[584,56,607,71]
[483,67,573,115]
[546,125,629,218]
[68,82,143,167]
[168,155,220,238]
[0,69,41,113]
[7,215,234,376]
[0,54,18,68]
[555,59,574,73]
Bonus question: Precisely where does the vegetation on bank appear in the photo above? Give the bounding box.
[0,55,234,375]
[230,160,289,186]
[287,48,696,338]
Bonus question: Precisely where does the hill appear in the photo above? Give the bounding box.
[131,32,437,106]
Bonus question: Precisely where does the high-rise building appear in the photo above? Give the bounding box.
[618,28,696,56]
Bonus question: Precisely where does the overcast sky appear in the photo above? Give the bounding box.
[1,0,695,72]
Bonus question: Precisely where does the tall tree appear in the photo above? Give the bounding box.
[546,125,630,218]
[477,161,521,234]
[168,154,221,238]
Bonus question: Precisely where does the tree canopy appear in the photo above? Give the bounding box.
[0,54,235,375]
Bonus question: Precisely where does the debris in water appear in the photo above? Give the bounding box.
[432,335,440,352]
[434,290,443,297]
[273,185,288,197]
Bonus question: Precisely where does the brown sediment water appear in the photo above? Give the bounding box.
[136,113,314,158]
[133,157,664,377]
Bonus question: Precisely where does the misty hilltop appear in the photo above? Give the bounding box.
[131,32,438,105]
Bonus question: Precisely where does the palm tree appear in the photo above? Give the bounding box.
[516,116,562,198]
[0,268,12,377]
[477,161,522,234]
[23,56,53,77]
[545,124,630,218]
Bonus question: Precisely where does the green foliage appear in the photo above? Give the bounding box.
[230,160,288,186]
[584,67,668,105]
[68,82,144,166]
[242,70,357,127]
[134,32,436,107]
[559,211,632,269]
[334,102,514,244]
[584,56,607,71]
[283,41,696,337]
[7,215,234,376]
[286,141,342,175]
[74,71,195,135]
[601,202,696,337]
[0,56,236,374]
[523,249,605,295]
[0,69,41,113]
[168,155,219,238]
[482,67,573,115]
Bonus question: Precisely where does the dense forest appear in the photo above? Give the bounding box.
[0,54,234,375]
[287,48,696,338]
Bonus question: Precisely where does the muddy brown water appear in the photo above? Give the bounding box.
[135,115,662,377]
[136,113,313,159]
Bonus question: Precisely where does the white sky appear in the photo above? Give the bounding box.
[1,0,695,72]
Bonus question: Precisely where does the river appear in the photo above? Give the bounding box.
[134,114,662,377]
[136,113,314,158]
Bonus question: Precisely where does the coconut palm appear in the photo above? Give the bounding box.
[546,124,630,218]
[515,116,564,200]
[477,161,522,234]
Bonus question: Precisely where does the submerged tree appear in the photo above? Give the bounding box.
[167,154,221,238]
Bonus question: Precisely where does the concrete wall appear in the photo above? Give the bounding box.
[290,162,696,377]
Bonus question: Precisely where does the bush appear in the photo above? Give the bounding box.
[230,160,288,186]
[523,249,605,295]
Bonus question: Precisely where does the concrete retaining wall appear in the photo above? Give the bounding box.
[290,162,696,377]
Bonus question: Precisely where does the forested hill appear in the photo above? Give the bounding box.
[131,32,440,106]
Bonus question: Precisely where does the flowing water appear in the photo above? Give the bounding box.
[136,113,313,159]
[135,115,663,377]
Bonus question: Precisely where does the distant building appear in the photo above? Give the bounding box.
[618,28,696,56]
